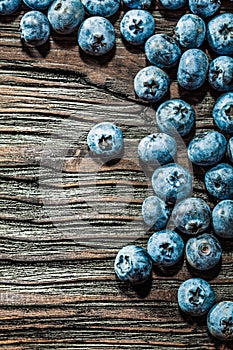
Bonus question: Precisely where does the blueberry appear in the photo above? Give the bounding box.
[120,10,155,46]
[81,0,120,17]
[212,92,233,134]
[186,233,222,270]
[159,0,186,10]
[188,0,221,18]
[147,230,184,267]
[175,14,206,49]
[228,137,233,163]
[23,0,53,10]
[156,99,195,137]
[207,13,233,55]
[207,301,233,341]
[78,16,115,56]
[114,245,152,284]
[212,200,233,238]
[208,56,233,92]
[178,278,215,316]
[178,49,209,90]
[134,66,170,103]
[145,34,181,69]
[138,133,177,167]
[0,0,21,14]
[152,163,192,204]
[142,196,171,230]
[205,163,233,200]
[87,122,123,159]
[20,11,50,47]
[188,130,227,166]
[48,0,84,34]
[172,197,211,235]
[122,0,152,9]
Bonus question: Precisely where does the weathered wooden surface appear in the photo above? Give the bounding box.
[0,1,233,349]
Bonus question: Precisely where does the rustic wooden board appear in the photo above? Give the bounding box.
[0,1,233,349]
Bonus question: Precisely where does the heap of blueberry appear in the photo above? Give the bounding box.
[1,0,233,343]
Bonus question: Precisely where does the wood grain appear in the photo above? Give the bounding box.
[0,1,233,349]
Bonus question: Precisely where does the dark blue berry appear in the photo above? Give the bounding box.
[122,0,152,8]
[189,0,221,18]
[20,11,50,47]
[178,278,215,316]
[48,0,85,34]
[23,0,53,10]
[207,301,233,341]
[172,197,211,235]
[212,92,233,134]
[207,13,233,55]
[156,99,195,137]
[188,130,227,166]
[147,230,184,267]
[228,137,233,163]
[78,16,115,56]
[205,163,233,199]
[175,14,206,49]
[120,10,155,46]
[152,163,192,204]
[138,133,177,167]
[159,0,186,10]
[0,0,21,15]
[142,196,171,230]
[208,56,233,92]
[81,0,120,17]
[178,49,209,90]
[87,122,123,159]
[134,66,170,103]
[114,245,152,284]
[186,233,222,270]
[145,34,181,69]
[212,200,233,238]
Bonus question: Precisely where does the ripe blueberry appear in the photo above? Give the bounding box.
[20,11,50,47]
[205,163,233,200]
[142,196,171,230]
[212,92,233,134]
[207,301,233,341]
[212,200,233,238]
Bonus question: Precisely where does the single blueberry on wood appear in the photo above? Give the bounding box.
[205,163,233,200]
[120,10,155,46]
[208,56,233,92]
[212,200,233,238]
[159,0,186,10]
[87,122,123,159]
[78,16,116,56]
[20,11,50,47]
[81,0,121,18]
[175,14,206,49]
[142,196,171,230]
[186,233,222,270]
[122,0,152,9]
[212,92,233,134]
[207,13,233,55]
[178,278,215,316]
[152,163,192,204]
[114,245,152,284]
[138,133,177,167]
[0,0,21,15]
[48,0,85,34]
[147,229,184,267]
[228,137,233,163]
[172,197,211,235]
[134,66,170,103]
[188,0,221,18]
[145,34,181,69]
[207,301,233,341]
[156,99,195,137]
[178,49,209,90]
[187,130,227,166]
[23,0,53,10]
